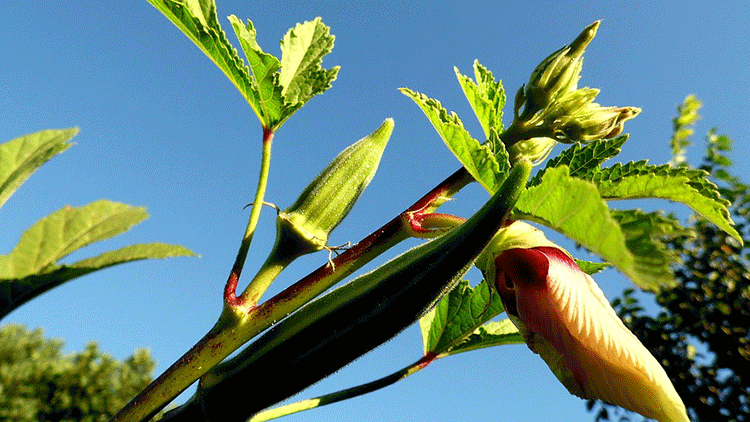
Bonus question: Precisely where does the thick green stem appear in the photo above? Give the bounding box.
[109,128,275,422]
[111,167,473,422]
[248,354,437,422]
[193,161,529,421]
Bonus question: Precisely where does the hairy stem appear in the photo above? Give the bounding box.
[224,128,275,309]
[248,354,439,422]
[112,167,473,422]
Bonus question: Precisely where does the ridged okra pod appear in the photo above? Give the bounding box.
[273,119,394,259]
[176,160,532,422]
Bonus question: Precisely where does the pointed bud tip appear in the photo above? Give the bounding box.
[373,118,395,139]
[570,20,601,54]
[623,106,642,118]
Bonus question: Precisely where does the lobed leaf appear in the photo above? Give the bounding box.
[591,161,740,242]
[611,209,692,289]
[228,15,284,127]
[0,128,77,209]
[148,1,337,131]
[279,17,339,111]
[535,136,739,242]
[420,280,521,356]
[488,128,511,185]
[513,165,675,290]
[145,0,261,118]
[454,60,505,139]
[530,136,627,186]
[400,88,507,192]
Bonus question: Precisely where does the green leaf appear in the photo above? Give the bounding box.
[514,165,671,290]
[0,200,196,319]
[0,200,148,279]
[279,17,339,110]
[228,15,284,128]
[0,128,77,209]
[148,1,337,131]
[445,319,523,355]
[530,136,627,186]
[574,259,610,275]
[611,209,692,289]
[454,60,505,139]
[145,0,260,118]
[1,243,195,321]
[400,87,507,192]
[66,243,196,270]
[420,280,520,356]
[535,135,740,242]
[592,161,740,242]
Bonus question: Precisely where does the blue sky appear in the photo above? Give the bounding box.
[2,1,749,421]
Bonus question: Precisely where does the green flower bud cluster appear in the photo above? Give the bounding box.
[273,119,394,260]
[522,21,593,113]
[502,21,640,161]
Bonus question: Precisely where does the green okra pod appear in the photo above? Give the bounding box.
[179,160,531,421]
[168,160,531,422]
[274,119,394,259]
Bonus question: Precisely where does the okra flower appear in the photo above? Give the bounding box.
[479,222,689,422]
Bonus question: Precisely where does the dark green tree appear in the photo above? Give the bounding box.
[0,324,156,422]
[589,96,750,421]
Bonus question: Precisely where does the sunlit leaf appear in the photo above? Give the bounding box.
[420,280,521,356]
[537,135,738,242]
[0,243,195,320]
[228,15,284,127]
[592,161,740,242]
[0,200,196,319]
[279,17,339,110]
[400,88,508,192]
[514,165,677,290]
[531,136,628,185]
[0,128,77,209]
[1,200,148,279]
[611,209,692,289]
[454,60,505,139]
[145,0,260,117]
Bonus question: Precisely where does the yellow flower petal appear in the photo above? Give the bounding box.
[495,247,689,422]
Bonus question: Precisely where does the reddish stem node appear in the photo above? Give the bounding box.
[417,351,440,369]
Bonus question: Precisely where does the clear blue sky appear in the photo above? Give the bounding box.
[2,1,748,421]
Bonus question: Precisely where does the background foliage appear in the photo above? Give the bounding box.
[0,325,155,422]
[590,99,750,422]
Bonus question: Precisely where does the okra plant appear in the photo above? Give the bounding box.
[100,2,740,422]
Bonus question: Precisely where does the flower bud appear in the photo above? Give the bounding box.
[507,137,557,165]
[523,21,599,112]
[557,105,641,143]
[477,222,689,422]
[503,22,640,149]
[274,119,393,258]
